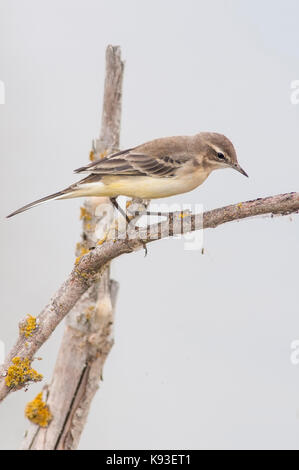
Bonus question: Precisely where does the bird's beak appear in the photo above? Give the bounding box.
[233,163,248,178]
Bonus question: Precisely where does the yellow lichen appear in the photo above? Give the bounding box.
[5,357,43,388]
[89,149,108,162]
[75,268,90,280]
[237,202,243,208]
[80,207,92,221]
[20,315,37,338]
[25,392,52,428]
[75,246,90,265]
[97,234,108,246]
[84,305,95,321]
[75,256,82,265]
[99,150,108,160]
[179,211,189,219]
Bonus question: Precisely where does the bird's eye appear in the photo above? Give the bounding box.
[217,152,225,160]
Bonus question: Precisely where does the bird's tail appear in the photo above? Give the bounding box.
[6,174,104,218]
[6,188,75,218]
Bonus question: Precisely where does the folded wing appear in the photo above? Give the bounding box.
[74,149,188,178]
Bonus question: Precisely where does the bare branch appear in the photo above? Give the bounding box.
[99,45,124,150]
[1,191,298,406]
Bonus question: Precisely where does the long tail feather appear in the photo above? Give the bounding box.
[6,190,68,218]
[6,174,105,218]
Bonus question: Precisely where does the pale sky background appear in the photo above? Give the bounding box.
[0,0,299,450]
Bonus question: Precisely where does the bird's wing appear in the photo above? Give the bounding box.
[74,149,189,178]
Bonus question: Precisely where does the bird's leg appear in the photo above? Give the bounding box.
[110,197,130,224]
[110,197,148,256]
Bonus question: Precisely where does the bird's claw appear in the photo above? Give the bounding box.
[142,241,148,257]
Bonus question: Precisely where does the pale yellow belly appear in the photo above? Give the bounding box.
[66,170,210,200]
[102,175,201,198]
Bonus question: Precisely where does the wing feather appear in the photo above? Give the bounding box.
[74,149,189,178]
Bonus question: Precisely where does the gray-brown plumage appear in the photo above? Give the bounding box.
[7,132,248,218]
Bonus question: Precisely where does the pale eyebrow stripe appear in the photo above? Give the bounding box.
[207,143,224,154]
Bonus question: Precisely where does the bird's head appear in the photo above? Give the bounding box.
[195,132,248,177]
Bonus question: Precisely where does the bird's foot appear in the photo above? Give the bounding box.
[141,239,148,257]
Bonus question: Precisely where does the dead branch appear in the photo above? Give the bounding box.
[1,191,298,408]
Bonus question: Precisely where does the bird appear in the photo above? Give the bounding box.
[7,132,248,219]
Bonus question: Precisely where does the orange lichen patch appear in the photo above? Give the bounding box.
[84,305,95,321]
[19,315,37,338]
[74,268,90,280]
[25,392,52,428]
[90,149,108,161]
[75,246,90,265]
[126,200,133,210]
[80,246,90,256]
[5,357,43,388]
[80,207,92,221]
[97,235,107,246]
[99,150,108,159]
